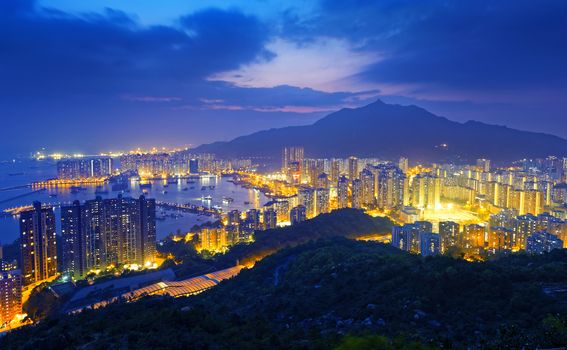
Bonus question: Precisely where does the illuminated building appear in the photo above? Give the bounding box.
[316,188,330,214]
[348,156,359,181]
[462,224,485,252]
[391,224,419,253]
[398,157,408,173]
[351,179,363,209]
[411,173,441,209]
[551,183,567,204]
[439,221,459,253]
[373,165,406,210]
[298,187,316,218]
[414,221,433,234]
[360,169,375,207]
[476,158,491,172]
[337,176,349,209]
[0,268,22,327]
[487,227,514,252]
[227,209,241,226]
[244,209,261,231]
[189,159,199,174]
[526,231,563,254]
[263,208,277,230]
[317,173,330,189]
[61,195,156,278]
[537,213,566,247]
[61,201,86,278]
[419,232,440,256]
[330,159,341,183]
[282,146,304,174]
[514,214,538,250]
[19,202,58,285]
[57,157,113,179]
[290,205,307,225]
[198,228,230,252]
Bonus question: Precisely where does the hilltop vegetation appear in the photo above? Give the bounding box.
[3,237,567,349]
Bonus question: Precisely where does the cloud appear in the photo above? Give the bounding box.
[210,37,381,92]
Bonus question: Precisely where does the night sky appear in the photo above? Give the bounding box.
[1,0,566,158]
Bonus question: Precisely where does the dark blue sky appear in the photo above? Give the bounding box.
[1,0,566,158]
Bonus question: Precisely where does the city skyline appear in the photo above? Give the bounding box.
[2,0,567,157]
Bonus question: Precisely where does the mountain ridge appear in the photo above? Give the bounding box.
[193,99,567,163]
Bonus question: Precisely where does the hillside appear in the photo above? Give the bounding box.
[3,238,567,349]
[193,100,567,163]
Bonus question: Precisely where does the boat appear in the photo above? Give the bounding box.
[201,186,207,190]
[202,195,212,201]
[163,184,169,188]
[167,179,177,185]
[189,186,195,190]
[222,197,234,205]
[49,193,57,198]
[139,183,152,189]
[162,190,168,194]
[8,172,24,176]
[209,186,215,190]
[187,180,196,184]
[182,187,188,191]
[244,201,251,205]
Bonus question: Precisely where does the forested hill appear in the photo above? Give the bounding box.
[3,238,567,349]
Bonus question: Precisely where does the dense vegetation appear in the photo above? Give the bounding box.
[3,237,567,349]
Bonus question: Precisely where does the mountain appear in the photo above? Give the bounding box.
[4,238,567,349]
[193,100,567,163]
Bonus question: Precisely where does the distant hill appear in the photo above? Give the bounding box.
[193,100,567,163]
[5,238,567,349]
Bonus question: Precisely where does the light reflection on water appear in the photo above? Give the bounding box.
[0,159,268,243]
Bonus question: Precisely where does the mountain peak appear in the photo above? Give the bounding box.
[194,100,567,162]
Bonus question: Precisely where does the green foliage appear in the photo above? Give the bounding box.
[3,210,567,349]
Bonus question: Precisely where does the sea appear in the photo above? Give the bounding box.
[0,159,269,245]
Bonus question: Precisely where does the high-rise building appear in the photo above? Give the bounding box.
[189,159,199,174]
[298,187,316,218]
[439,221,459,252]
[316,188,330,215]
[348,156,359,181]
[337,176,349,209]
[61,196,157,278]
[411,173,441,209]
[244,209,261,231]
[360,169,375,207]
[282,147,304,173]
[198,228,230,253]
[317,173,330,189]
[57,157,113,179]
[419,232,440,256]
[20,202,58,285]
[290,205,307,225]
[0,268,22,327]
[414,221,433,234]
[391,224,420,253]
[487,227,514,252]
[263,208,277,230]
[351,179,363,209]
[227,209,241,226]
[526,231,563,254]
[398,157,409,173]
[514,214,538,251]
[330,159,341,183]
[373,165,406,210]
[462,224,485,252]
[476,159,491,172]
